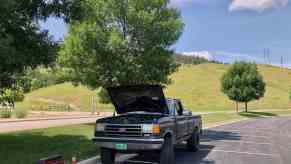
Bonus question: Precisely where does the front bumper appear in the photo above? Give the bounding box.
[92,137,164,150]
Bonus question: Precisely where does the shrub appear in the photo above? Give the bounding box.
[0,108,12,118]
[22,66,69,92]
[14,108,28,118]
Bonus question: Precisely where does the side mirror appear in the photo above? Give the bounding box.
[183,109,192,116]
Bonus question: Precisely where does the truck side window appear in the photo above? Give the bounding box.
[175,102,183,116]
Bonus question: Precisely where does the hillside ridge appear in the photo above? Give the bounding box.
[19,63,291,112]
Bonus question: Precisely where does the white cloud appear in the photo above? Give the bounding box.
[214,51,264,64]
[229,0,288,12]
[181,51,214,60]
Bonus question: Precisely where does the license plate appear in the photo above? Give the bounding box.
[115,143,127,150]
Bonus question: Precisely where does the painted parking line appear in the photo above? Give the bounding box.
[199,148,279,157]
[205,133,270,139]
[202,139,273,145]
[206,128,274,134]
[215,129,276,133]
[216,126,291,132]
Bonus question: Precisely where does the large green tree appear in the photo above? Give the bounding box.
[221,62,266,112]
[58,0,183,92]
[0,0,77,105]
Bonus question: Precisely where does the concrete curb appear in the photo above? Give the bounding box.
[77,156,100,164]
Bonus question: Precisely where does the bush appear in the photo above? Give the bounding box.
[1,88,25,103]
[98,88,111,104]
[14,108,28,118]
[22,66,69,92]
[0,108,12,118]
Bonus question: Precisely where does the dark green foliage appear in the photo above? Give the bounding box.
[0,0,75,105]
[58,0,183,90]
[0,0,60,90]
[0,87,24,108]
[21,66,70,92]
[98,88,111,104]
[221,62,265,112]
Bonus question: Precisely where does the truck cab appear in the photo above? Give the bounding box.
[167,99,202,143]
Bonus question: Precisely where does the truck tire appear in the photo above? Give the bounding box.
[160,136,175,164]
[187,130,200,152]
[100,148,115,164]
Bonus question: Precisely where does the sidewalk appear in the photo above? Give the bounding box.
[0,111,112,123]
[196,108,291,115]
[0,111,112,133]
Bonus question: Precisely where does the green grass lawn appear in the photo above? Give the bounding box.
[201,110,291,127]
[19,64,291,112]
[18,83,114,112]
[1,110,291,164]
[166,64,291,111]
[0,124,97,164]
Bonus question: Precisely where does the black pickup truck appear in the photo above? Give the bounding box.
[93,85,202,164]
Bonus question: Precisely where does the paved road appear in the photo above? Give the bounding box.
[113,117,291,164]
[0,117,100,133]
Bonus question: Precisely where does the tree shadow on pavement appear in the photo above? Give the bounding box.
[123,130,242,164]
[174,129,242,164]
[122,145,216,164]
[239,111,277,118]
[201,129,242,142]
[175,144,216,164]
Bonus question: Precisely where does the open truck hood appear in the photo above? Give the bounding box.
[107,85,169,114]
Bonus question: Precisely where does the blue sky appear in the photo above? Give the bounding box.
[41,0,291,67]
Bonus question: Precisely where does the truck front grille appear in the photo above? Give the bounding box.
[104,124,142,137]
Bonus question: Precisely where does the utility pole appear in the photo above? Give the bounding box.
[263,48,266,64]
[267,48,270,64]
[263,48,270,64]
[281,56,284,68]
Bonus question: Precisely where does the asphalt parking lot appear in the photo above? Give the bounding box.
[113,117,291,164]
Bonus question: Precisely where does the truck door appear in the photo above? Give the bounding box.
[178,101,193,134]
[175,101,188,139]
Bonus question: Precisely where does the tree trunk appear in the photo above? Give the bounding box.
[245,102,248,112]
[235,101,239,113]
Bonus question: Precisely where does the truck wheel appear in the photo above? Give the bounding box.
[187,130,200,152]
[100,148,115,164]
[160,136,175,164]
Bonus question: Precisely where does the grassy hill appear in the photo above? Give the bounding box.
[18,63,291,112]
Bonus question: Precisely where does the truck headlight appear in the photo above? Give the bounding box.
[96,123,105,131]
[142,124,160,134]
